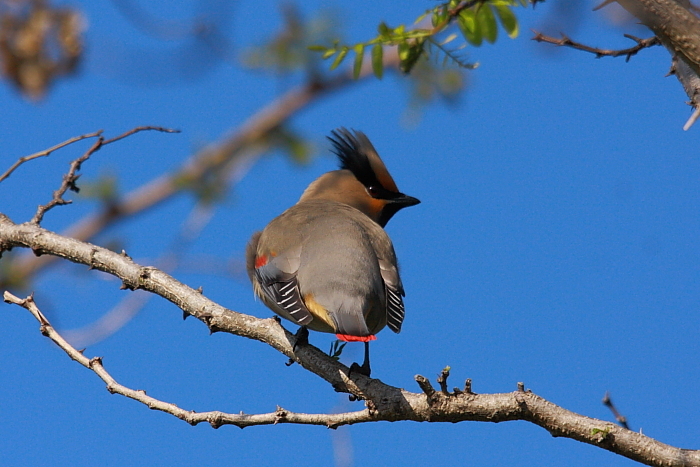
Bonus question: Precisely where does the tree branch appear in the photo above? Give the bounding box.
[0,131,103,183]
[2,215,700,466]
[534,0,700,130]
[62,202,218,348]
[601,0,700,129]
[531,31,661,61]
[614,0,700,76]
[28,127,179,225]
[3,291,371,429]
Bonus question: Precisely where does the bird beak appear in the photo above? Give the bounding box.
[391,193,420,208]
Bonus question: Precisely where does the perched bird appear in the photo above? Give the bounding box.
[246,128,419,376]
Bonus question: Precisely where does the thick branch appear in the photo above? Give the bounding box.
[614,0,700,75]
[608,0,700,129]
[2,215,700,466]
[535,0,700,129]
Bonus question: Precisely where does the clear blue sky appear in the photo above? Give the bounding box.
[1,1,698,466]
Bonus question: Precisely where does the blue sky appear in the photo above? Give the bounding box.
[1,1,698,466]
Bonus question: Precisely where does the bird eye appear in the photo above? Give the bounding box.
[367,185,380,197]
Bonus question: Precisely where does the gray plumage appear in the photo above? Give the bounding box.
[246,128,418,343]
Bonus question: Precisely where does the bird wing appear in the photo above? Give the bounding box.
[254,247,313,326]
[378,258,405,333]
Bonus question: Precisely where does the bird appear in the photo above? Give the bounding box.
[246,128,419,376]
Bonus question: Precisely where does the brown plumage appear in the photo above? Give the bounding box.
[246,128,419,375]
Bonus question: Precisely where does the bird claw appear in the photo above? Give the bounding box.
[349,361,371,378]
[285,327,309,368]
[293,326,309,351]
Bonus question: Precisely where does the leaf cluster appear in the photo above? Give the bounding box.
[310,0,530,78]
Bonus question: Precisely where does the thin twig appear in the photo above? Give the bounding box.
[2,291,369,429]
[437,366,450,394]
[31,136,105,225]
[602,391,630,430]
[532,31,661,62]
[102,125,180,145]
[29,127,180,225]
[0,131,103,183]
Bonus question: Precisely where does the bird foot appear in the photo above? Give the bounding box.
[293,326,309,351]
[349,361,371,377]
[285,326,309,367]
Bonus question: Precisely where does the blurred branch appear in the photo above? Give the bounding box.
[2,49,400,289]
[2,216,700,466]
[602,391,630,430]
[63,201,217,347]
[531,31,661,61]
[108,0,236,65]
[110,0,219,41]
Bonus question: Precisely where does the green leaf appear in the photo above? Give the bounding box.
[414,10,430,25]
[441,33,458,46]
[431,10,440,27]
[398,40,424,74]
[378,21,391,38]
[477,5,498,44]
[329,340,347,360]
[494,4,519,38]
[330,46,348,70]
[322,49,336,60]
[431,6,448,28]
[371,43,384,79]
[353,44,365,79]
[457,9,482,47]
[398,41,410,61]
[307,45,328,52]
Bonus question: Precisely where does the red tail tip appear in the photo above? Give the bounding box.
[335,334,377,342]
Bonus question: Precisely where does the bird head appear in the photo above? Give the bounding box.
[299,128,420,227]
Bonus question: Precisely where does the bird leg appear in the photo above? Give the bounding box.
[349,341,371,377]
[285,326,309,367]
[293,326,309,349]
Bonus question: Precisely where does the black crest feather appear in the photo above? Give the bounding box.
[327,128,380,189]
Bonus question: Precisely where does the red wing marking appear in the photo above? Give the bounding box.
[255,255,268,268]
